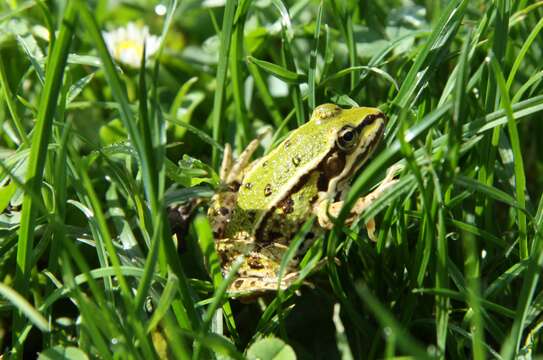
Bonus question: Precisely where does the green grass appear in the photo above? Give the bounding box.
[0,0,542,359]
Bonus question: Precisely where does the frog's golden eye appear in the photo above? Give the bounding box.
[337,125,358,152]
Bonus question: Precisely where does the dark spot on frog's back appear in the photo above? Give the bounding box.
[279,197,294,214]
[292,155,301,167]
[244,182,253,189]
[248,256,264,269]
[264,184,273,197]
[233,279,244,289]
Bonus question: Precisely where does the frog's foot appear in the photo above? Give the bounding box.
[316,164,402,239]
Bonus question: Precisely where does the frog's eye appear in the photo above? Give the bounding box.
[337,125,358,152]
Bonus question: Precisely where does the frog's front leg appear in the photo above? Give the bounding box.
[315,165,402,239]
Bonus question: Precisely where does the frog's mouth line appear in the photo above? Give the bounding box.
[352,112,386,168]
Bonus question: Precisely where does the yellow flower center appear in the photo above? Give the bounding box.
[115,39,144,59]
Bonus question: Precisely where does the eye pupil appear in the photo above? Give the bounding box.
[342,131,354,142]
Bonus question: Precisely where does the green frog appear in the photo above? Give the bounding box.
[208,103,397,297]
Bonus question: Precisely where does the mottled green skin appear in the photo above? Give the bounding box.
[225,105,384,241]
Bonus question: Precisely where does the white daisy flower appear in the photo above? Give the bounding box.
[103,22,160,68]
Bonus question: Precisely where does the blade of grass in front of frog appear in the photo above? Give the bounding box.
[254,237,322,335]
[164,186,214,207]
[200,254,243,331]
[276,217,315,289]
[193,248,244,360]
[253,232,323,336]
[194,215,240,345]
[272,217,315,337]
[146,273,181,334]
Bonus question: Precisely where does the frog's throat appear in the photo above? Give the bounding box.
[326,112,386,199]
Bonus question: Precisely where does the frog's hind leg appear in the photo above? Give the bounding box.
[225,138,260,185]
[315,164,402,239]
[228,273,301,301]
[219,143,233,181]
[229,276,289,295]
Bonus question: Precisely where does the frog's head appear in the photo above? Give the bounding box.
[310,103,386,198]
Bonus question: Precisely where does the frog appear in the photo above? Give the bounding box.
[208,103,398,297]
